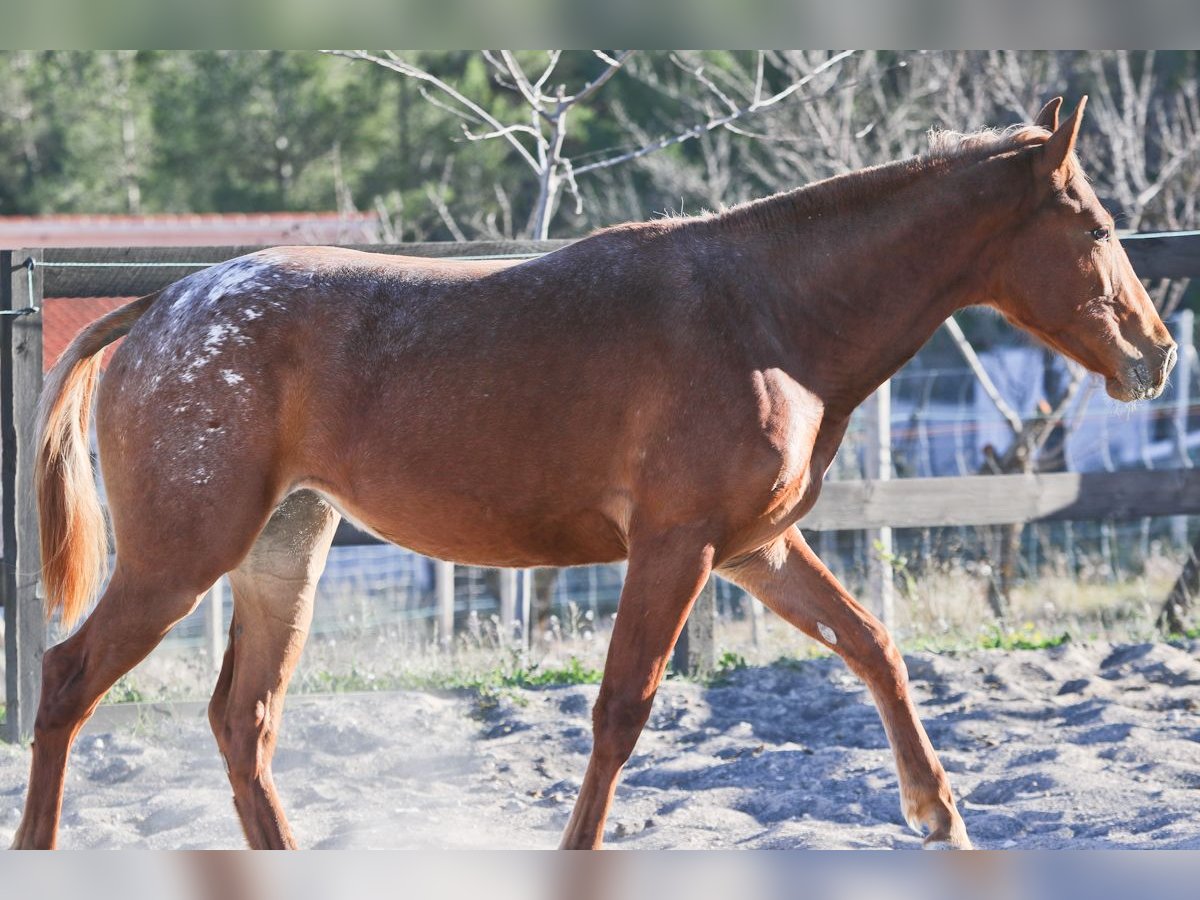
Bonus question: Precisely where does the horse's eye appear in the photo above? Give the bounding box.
[1091,226,1111,241]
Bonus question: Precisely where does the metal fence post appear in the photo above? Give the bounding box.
[435,560,455,648]
[2,249,45,743]
[673,577,717,676]
[498,567,518,644]
[516,568,533,650]
[1171,310,1194,550]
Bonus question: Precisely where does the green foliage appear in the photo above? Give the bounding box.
[0,49,655,235]
[0,50,456,218]
[701,650,750,685]
[716,650,747,673]
[978,622,1071,651]
[296,653,602,698]
[505,656,603,687]
[1164,625,1200,641]
[875,540,919,600]
[104,675,147,705]
[296,666,388,694]
[3,50,1198,250]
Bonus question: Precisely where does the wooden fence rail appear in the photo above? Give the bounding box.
[329,469,1200,547]
[36,241,574,298]
[3,231,1200,740]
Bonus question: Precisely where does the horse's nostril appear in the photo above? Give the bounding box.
[1164,344,1179,377]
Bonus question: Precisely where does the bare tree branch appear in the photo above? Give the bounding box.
[567,50,635,107]
[533,51,563,94]
[942,315,1026,434]
[321,49,541,173]
[574,50,858,176]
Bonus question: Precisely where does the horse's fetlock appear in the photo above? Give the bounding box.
[221,732,264,783]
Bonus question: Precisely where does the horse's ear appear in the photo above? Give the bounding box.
[1034,96,1087,186]
[1034,97,1062,131]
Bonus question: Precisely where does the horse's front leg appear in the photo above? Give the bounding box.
[560,526,714,849]
[723,527,971,848]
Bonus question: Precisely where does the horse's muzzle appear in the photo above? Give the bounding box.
[1109,341,1178,402]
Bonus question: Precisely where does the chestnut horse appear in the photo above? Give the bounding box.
[13,97,1175,850]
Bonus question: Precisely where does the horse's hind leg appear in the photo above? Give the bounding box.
[11,568,216,849]
[207,490,339,849]
[723,527,970,849]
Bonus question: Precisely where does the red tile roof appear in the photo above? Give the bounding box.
[43,297,132,372]
[1,211,381,247]
[25,211,381,372]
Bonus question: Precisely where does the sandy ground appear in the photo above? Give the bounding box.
[2,639,1199,850]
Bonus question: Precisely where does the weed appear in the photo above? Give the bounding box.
[104,675,147,705]
[978,622,1070,651]
[697,650,750,686]
[875,540,919,600]
[294,651,601,704]
[512,656,603,687]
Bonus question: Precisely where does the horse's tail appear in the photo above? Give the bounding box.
[37,292,160,629]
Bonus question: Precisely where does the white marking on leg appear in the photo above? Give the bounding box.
[817,622,837,645]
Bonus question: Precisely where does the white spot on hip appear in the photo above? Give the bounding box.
[817,622,837,645]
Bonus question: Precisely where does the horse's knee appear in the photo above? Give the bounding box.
[841,618,908,691]
[591,689,652,768]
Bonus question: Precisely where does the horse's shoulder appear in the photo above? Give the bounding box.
[746,367,822,487]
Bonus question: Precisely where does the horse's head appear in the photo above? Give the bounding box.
[990,96,1176,402]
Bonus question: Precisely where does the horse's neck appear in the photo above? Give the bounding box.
[721,155,1026,418]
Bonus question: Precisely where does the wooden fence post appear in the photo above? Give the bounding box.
[673,577,717,676]
[2,249,44,743]
[864,380,895,626]
[748,592,765,650]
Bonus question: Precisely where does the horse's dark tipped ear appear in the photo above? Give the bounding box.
[1034,96,1087,186]
[1034,97,1062,131]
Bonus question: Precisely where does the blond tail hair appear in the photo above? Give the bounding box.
[36,293,159,630]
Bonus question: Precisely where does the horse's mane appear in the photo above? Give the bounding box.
[627,122,1082,240]
[925,124,1083,181]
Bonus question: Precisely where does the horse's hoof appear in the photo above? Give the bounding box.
[922,818,973,850]
[903,789,972,849]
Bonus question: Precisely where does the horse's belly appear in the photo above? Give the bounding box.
[310,480,630,568]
